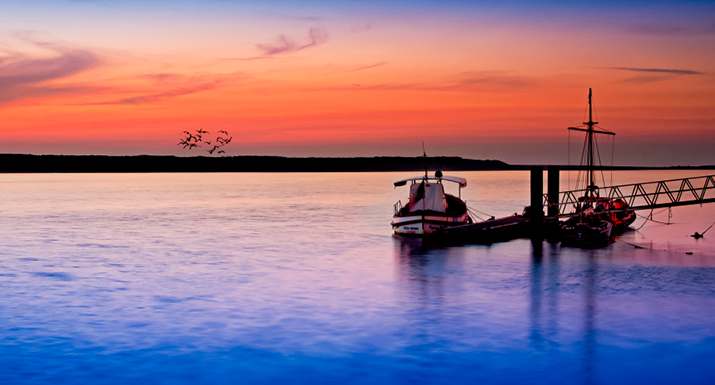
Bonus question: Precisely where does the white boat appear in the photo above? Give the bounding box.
[391,170,471,236]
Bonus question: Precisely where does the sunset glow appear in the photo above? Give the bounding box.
[1,0,714,165]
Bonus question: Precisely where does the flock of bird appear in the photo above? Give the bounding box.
[178,129,232,154]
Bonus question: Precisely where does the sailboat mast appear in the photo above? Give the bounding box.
[568,88,612,201]
[588,88,594,196]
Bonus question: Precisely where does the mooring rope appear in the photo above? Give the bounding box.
[634,211,651,231]
[700,220,715,236]
[636,207,677,227]
[467,206,494,222]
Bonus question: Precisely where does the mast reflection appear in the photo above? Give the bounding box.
[529,239,599,384]
[529,240,561,350]
[582,250,597,385]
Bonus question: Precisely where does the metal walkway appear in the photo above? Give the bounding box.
[544,174,715,216]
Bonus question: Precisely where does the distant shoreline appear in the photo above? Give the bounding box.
[1,154,714,173]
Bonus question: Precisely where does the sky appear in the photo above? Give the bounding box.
[0,0,714,166]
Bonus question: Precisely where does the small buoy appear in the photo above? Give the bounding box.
[686,252,693,255]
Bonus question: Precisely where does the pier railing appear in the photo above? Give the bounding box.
[544,174,715,216]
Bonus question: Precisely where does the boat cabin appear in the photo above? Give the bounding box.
[393,174,468,217]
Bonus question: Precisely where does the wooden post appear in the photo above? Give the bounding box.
[530,166,544,225]
[547,166,560,218]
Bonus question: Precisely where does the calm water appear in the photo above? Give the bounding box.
[1,171,715,384]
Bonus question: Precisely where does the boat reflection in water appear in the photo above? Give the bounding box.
[392,237,605,384]
[529,240,597,383]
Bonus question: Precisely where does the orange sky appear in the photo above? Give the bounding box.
[1,1,714,165]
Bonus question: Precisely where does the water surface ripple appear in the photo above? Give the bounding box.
[1,171,715,384]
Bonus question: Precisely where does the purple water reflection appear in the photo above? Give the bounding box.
[0,171,714,384]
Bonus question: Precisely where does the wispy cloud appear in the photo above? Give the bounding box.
[457,71,532,88]
[315,61,387,77]
[628,23,715,36]
[119,83,222,104]
[225,28,328,60]
[140,73,183,82]
[257,27,327,56]
[328,71,533,92]
[83,73,232,105]
[345,61,387,73]
[611,67,703,75]
[0,37,100,103]
[610,66,704,84]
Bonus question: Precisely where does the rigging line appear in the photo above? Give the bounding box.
[701,220,715,235]
[634,209,654,230]
[467,205,494,218]
[568,129,571,189]
[616,239,670,252]
[617,239,648,249]
[576,131,589,190]
[637,211,677,226]
[592,97,598,124]
[669,207,672,225]
[648,207,671,216]
[594,135,607,189]
[467,207,488,222]
[610,135,615,186]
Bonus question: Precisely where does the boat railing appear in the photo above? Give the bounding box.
[394,200,403,215]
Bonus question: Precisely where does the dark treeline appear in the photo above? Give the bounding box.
[1,154,712,173]
[0,154,511,173]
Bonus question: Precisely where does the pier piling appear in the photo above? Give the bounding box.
[530,167,544,225]
[547,166,560,218]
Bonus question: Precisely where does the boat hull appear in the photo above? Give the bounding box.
[436,215,528,244]
[561,220,613,248]
[392,213,470,236]
[595,198,637,232]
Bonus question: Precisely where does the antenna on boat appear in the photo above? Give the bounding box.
[422,141,428,180]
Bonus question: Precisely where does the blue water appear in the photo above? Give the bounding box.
[1,171,715,384]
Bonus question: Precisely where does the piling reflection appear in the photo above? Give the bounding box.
[389,235,715,384]
[529,240,562,350]
[529,240,598,384]
[529,239,544,349]
[582,250,597,385]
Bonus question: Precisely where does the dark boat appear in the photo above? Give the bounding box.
[436,214,528,244]
[561,88,629,246]
[561,208,613,247]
